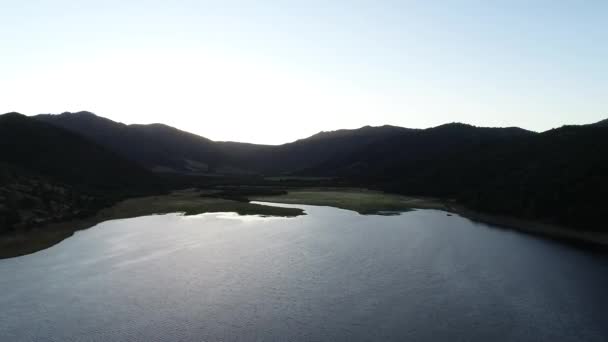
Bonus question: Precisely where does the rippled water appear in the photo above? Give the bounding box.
[1,203,607,342]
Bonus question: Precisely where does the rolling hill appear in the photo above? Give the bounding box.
[309,122,608,231]
[36,112,223,174]
[217,124,414,174]
[36,112,415,175]
[0,113,161,232]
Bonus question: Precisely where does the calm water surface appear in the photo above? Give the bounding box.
[1,203,607,341]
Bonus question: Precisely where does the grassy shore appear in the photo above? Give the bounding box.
[0,189,303,259]
[252,188,608,248]
[250,188,445,214]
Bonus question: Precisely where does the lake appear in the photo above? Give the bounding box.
[1,202,607,341]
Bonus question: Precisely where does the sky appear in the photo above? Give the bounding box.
[1,1,607,144]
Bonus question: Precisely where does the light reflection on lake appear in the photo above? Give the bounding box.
[1,202,607,342]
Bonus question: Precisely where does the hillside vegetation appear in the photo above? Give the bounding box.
[0,113,162,233]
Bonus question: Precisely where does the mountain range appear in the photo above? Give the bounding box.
[35,111,417,175]
[0,113,161,230]
[2,111,607,233]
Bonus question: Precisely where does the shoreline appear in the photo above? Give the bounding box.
[0,189,303,259]
[2,188,606,260]
[445,204,608,250]
[252,188,608,249]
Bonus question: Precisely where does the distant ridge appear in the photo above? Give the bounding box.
[304,125,414,141]
[591,118,608,127]
[36,112,424,175]
[0,112,161,232]
[36,112,222,175]
[0,112,154,190]
[30,111,570,176]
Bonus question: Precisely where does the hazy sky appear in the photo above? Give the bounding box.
[2,1,607,144]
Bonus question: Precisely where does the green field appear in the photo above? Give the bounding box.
[0,189,303,259]
[99,189,303,218]
[251,188,446,215]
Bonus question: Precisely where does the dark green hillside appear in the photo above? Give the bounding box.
[38,112,415,175]
[305,123,535,178]
[453,124,608,231]
[0,113,163,233]
[0,113,157,192]
[306,122,608,231]
[0,162,90,233]
[36,112,222,174]
[218,125,414,174]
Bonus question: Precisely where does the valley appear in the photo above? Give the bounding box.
[2,111,608,258]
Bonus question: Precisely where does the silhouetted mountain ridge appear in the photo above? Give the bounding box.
[590,118,608,127]
[37,112,418,175]
[36,112,221,174]
[320,123,608,231]
[1,113,155,190]
[0,113,161,232]
[304,125,414,141]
